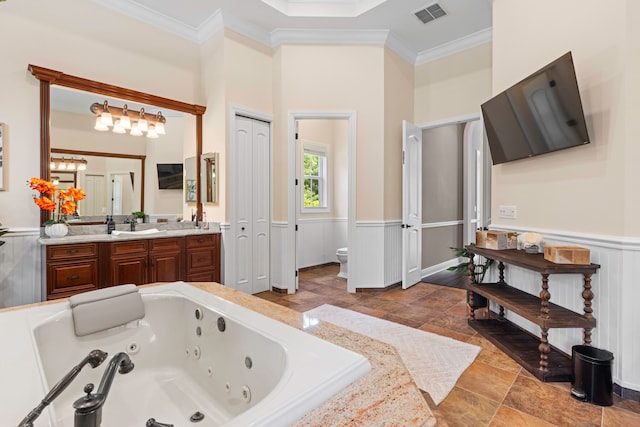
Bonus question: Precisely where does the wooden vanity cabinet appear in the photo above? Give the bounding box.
[104,239,149,286]
[148,237,184,283]
[45,233,220,300]
[46,243,99,300]
[185,234,220,282]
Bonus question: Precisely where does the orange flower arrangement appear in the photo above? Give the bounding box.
[28,177,86,225]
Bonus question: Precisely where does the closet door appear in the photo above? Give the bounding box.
[233,116,270,294]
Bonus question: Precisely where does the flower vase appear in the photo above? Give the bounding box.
[45,223,69,238]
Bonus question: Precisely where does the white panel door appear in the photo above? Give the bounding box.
[82,174,105,216]
[234,116,270,294]
[252,120,270,292]
[402,121,422,289]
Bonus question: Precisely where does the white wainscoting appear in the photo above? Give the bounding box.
[0,228,42,309]
[297,218,347,269]
[354,220,402,288]
[490,225,639,393]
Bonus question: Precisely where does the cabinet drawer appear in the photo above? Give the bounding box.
[186,234,218,249]
[110,240,148,255]
[47,243,98,260]
[149,237,183,252]
[47,260,98,299]
[187,271,218,282]
[187,248,215,270]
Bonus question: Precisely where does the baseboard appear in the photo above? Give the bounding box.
[299,262,339,272]
[356,282,401,293]
[614,383,640,402]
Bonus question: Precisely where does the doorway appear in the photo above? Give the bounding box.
[287,112,356,293]
[295,119,349,287]
[402,114,488,289]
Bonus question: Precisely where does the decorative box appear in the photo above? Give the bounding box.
[476,230,517,250]
[544,245,590,265]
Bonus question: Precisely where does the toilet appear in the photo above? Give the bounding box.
[336,247,348,278]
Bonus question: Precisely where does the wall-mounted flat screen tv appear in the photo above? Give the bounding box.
[481,51,590,165]
[157,163,183,189]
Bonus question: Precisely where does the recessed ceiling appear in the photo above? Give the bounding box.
[260,0,388,18]
[92,0,492,63]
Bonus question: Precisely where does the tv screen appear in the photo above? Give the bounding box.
[157,163,183,189]
[481,52,590,165]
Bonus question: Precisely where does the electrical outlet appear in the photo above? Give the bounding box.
[498,205,517,219]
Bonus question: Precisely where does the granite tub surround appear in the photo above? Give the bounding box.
[183,282,436,426]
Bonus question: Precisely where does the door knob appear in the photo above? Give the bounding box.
[241,227,245,231]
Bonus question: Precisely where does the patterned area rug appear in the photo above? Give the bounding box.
[305,304,481,405]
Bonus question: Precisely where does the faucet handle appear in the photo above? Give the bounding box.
[83,383,95,396]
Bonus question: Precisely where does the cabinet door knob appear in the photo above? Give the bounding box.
[241,227,245,231]
[68,275,79,281]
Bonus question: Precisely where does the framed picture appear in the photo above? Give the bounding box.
[186,179,196,203]
[0,123,5,191]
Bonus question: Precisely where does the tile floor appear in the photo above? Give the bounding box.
[255,264,640,427]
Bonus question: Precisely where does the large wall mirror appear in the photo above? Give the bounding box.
[29,65,206,225]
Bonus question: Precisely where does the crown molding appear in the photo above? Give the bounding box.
[415,27,492,65]
[385,32,417,64]
[92,1,491,64]
[194,9,225,44]
[92,0,201,41]
[270,28,389,47]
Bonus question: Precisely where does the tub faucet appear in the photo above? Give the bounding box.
[72,352,135,427]
[18,349,108,427]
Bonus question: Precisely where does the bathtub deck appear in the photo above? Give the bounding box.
[181,282,436,427]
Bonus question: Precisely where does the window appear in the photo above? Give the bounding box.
[302,145,328,210]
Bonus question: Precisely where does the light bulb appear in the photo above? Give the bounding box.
[112,119,126,134]
[137,108,148,132]
[155,121,165,135]
[130,122,143,136]
[67,162,76,171]
[78,162,87,171]
[94,117,109,131]
[50,161,55,170]
[146,124,158,139]
[100,101,113,126]
[120,105,131,129]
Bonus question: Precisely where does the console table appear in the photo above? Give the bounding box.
[465,246,600,382]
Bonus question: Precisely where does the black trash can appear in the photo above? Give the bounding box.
[571,345,614,406]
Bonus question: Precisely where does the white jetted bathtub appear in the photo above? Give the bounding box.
[7,282,371,426]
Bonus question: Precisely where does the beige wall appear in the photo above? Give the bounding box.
[298,119,349,219]
[384,48,415,220]
[492,0,629,235]
[273,44,385,222]
[200,30,274,223]
[414,43,492,124]
[0,0,201,228]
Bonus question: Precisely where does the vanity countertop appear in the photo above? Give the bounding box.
[0,282,435,426]
[38,226,220,246]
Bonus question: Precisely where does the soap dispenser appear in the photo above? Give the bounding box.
[106,215,115,234]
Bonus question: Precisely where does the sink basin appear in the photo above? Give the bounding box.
[111,228,167,237]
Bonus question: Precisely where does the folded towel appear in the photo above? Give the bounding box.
[111,228,165,237]
[70,285,145,337]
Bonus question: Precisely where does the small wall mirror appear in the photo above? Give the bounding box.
[201,152,218,204]
[185,156,196,203]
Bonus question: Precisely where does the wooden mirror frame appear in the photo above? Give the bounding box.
[28,64,206,225]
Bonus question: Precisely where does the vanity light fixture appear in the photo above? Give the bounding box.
[90,101,166,138]
[50,157,88,171]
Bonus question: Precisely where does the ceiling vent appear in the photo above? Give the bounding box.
[414,3,447,24]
